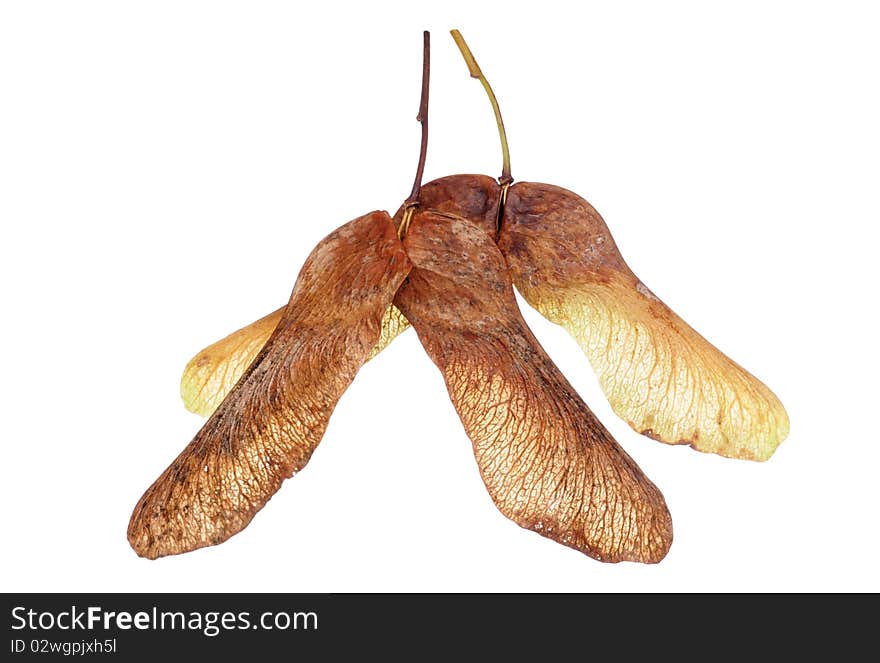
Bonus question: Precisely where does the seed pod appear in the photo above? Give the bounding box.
[395,210,672,563]
[128,211,411,558]
[407,173,501,237]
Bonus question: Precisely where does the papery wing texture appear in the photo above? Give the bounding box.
[395,211,672,563]
[370,305,410,358]
[180,304,409,416]
[499,182,789,461]
[180,307,283,417]
[129,211,411,558]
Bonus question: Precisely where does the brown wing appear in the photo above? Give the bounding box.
[180,304,409,417]
[395,210,672,563]
[129,211,411,558]
[499,182,789,461]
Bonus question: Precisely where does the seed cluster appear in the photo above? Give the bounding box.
[129,31,787,563]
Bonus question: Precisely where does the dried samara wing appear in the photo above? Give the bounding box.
[129,211,411,558]
[498,182,789,461]
[395,210,672,563]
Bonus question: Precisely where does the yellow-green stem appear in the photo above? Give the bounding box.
[450,29,512,184]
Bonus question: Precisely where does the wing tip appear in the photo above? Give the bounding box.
[127,501,162,560]
[126,494,234,561]
[179,351,219,416]
[127,532,162,560]
[629,396,791,462]
[522,501,674,565]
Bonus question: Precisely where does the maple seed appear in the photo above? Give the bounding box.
[395,211,673,563]
[134,32,431,558]
[128,212,411,558]
[497,184,790,461]
[152,29,792,567]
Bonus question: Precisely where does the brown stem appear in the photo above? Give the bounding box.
[405,31,430,206]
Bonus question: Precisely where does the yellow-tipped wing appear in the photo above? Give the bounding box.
[500,182,789,461]
[181,304,410,417]
[180,308,283,417]
[520,272,789,461]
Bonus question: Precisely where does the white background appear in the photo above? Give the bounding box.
[2,1,878,592]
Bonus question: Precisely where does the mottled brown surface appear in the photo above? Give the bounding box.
[394,210,672,563]
[129,211,411,558]
[407,174,500,238]
[499,182,627,288]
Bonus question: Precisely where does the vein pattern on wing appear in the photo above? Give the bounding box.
[129,211,411,558]
[395,210,672,563]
